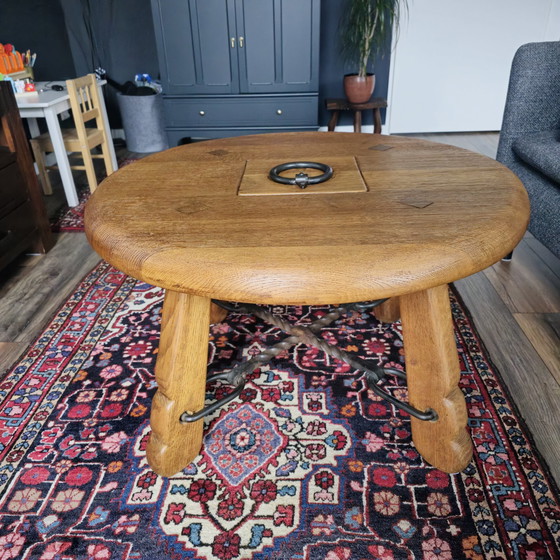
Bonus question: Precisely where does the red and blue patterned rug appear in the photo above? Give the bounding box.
[49,186,90,232]
[50,158,139,233]
[0,262,558,559]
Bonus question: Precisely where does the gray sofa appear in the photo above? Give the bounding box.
[496,41,560,258]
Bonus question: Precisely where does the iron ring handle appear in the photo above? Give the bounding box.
[268,161,333,189]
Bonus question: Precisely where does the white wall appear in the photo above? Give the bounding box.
[387,0,560,133]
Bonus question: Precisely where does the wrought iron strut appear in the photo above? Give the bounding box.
[180,300,437,424]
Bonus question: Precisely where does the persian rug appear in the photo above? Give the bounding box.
[50,158,138,233]
[0,262,558,560]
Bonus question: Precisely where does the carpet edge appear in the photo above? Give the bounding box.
[450,282,560,498]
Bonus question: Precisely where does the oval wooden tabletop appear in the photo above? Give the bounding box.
[85,132,529,304]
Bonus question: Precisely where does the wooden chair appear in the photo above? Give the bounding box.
[30,73,116,196]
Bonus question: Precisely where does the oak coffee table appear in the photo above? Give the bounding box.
[84,132,529,477]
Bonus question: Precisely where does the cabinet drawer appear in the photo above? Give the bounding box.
[0,199,36,265]
[163,96,318,128]
[166,125,319,145]
[0,162,28,219]
[0,149,16,171]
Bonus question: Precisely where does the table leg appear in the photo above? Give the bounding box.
[147,290,211,476]
[399,284,472,473]
[26,117,40,138]
[327,110,340,131]
[373,108,382,134]
[375,297,400,323]
[353,110,362,133]
[210,302,228,323]
[43,108,80,207]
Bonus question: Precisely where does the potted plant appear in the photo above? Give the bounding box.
[340,0,408,104]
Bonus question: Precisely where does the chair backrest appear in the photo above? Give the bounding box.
[65,73,105,140]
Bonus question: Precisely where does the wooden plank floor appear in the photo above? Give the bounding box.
[0,133,558,486]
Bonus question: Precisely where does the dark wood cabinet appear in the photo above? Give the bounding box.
[150,0,320,142]
[0,82,53,272]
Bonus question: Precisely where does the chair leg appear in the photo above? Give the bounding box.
[82,150,99,193]
[29,140,53,195]
[100,139,116,175]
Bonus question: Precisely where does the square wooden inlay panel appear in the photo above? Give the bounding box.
[238,157,368,196]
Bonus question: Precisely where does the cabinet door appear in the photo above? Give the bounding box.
[152,0,239,94]
[235,0,320,94]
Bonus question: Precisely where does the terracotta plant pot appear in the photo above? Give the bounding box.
[343,73,375,104]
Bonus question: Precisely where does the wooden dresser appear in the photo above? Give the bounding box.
[0,82,53,272]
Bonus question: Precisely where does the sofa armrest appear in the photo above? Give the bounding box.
[513,130,560,184]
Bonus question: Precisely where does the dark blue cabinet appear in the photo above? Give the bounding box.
[152,0,238,95]
[235,0,319,94]
[150,0,320,142]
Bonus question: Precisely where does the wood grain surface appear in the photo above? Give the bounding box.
[400,285,473,473]
[514,312,560,385]
[146,290,211,476]
[85,132,530,305]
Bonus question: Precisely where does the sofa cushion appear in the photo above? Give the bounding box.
[512,129,560,184]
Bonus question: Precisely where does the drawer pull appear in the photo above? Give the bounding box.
[199,110,206,116]
[230,37,235,48]
[239,36,244,48]
[276,109,283,115]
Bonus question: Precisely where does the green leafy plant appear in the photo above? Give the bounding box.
[340,0,408,78]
